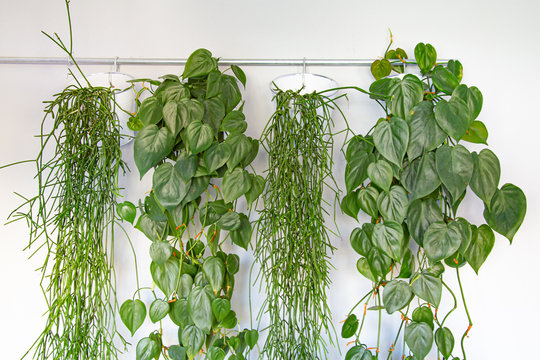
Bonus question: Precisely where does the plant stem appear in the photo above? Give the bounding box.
[456,267,473,360]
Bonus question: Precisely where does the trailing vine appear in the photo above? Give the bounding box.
[117,49,262,360]
[340,40,527,360]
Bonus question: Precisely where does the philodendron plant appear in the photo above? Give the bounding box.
[340,41,526,360]
[117,49,262,360]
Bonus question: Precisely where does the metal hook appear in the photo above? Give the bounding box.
[302,57,306,87]
[113,56,119,73]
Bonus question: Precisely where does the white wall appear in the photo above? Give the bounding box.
[1,0,539,359]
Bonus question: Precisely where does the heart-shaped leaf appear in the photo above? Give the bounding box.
[117,201,136,224]
[398,248,415,278]
[412,306,434,330]
[402,152,441,201]
[120,299,146,336]
[452,84,483,122]
[411,272,442,307]
[151,257,180,298]
[149,299,170,323]
[434,99,470,140]
[139,96,163,126]
[368,159,393,192]
[367,247,392,278]
[231,65,247,87]
[153,162,190,209]
[175,152,198,182]
[136,337,161,360]
[245,174,265,207]
[230,213,252,250]
[181,324,205,359]
[187,286,213,334]
[484,183,526,242]
[225,133,251,170]
[134,125,175,178]
[435,144,473,202]
[203,256,225,294]
[377,185,409,223]
[211,297,231,322]
[345,346,374,360]
[222,168,251,203]
[357,186,379,219]
[177,274,193,298]
[178,98,205,128]
[345,150,374,192]
[372,221,404,261]
[432,65,459,94]
[388,75,424,119]
[406,101,446,161]
[435,327,454,358]
[220,110,247,134]
[185,121,214,155]
[414,42,437,73]
[202,98,225,134]
[464,224,495,273]
[357,257,378,282]
[470,149,500,206]
[244,329,259,350]
[203,142,231,173]
[168,345,187,360]
[350,224,374,257]
[405,322,434,360]
[149,240,172,265]
[207,347,226,360]
[423,221,463,262]
[371,59,392,80]
[447,59,463,82]
[462,120,488,144]
[383,280,413,314]
[182,48,217,78]
[373,117,409,166]
[407,198,443,246]
[341,314,359,338]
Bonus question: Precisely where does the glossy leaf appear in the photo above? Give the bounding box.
[462,121,488,144]
[117,201,136,224]
[464,224,495,273]
[139,96,163,126]
[398,248,415,278]
[149,299,170,323]
[181,324,205,359]
[406,101,446,161]
[411,273,442,307]
[484,183,527,242]
[383,280,413,314]
[188,286,213,334]
[435,144,473,202]
[245,174,265,207]
[120,299,146,336]
[350,225,374,257]
[136,337,160,360]
[356,257,378,282]
[373,117,409,166]
[434,99,469,140]
[211,297,231,322]
[202,98,225,134]
[245,329,259,350]
[414,42,437,73]
[423,221,463,262]
[219,75,242,113]
[151,257,180,297]
[222,168,251,203]
[221,110,247,134]
[367,247,392,278]
[345,150,374,192]
[217,211,241,231]
[169,299,192,328]
[367,159,393,192]
[412,306,434,330]
[377,185,409,223]
[230,213,252,250]
[203,256,225,294]
[405,322,433,360]
[175,153,198,182]
[153,162,190,209]
[432,65,459,94]
[134,125,175,178]
[341,314,359,338]
[220,310,238,329]
[182,48,217,78]
[178,98,205,128]
[435,327,454,358]
[447,59,463,82]
[136,214,166,241]
[183,176,210,203]
[226,254,240,274]
[452,84,483,122]
[369,77,397,100]
[178,274,193,298]
[341,191,360,219]
[225,133,251,170]
[203,142,231,173]
[371,59,392,80]
[345,346,374,360]
[207,347,226,360]
[149,240,172,265]
[357,186,379,218]
[185,121,214,155]
[231,65,246,87]
[388,75,424,119]
[168,345,187,360]
[470,149,500,206]
[372,221,404,261]
[407,198,443,246]
[402,152,441,201]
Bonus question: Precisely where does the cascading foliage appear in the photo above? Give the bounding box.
[117,49,263,360]
[257,89,340,360]
[340,41,526,360]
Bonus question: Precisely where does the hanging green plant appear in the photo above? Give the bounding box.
[117,48,262,360]
[256,88,344,360]
[340,39,526,360]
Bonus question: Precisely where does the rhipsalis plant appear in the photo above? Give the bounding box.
[117,49,262,360]
[256,89,343,360]
[340,41,526,360]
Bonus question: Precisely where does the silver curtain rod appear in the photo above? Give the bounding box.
[0,56,434,67]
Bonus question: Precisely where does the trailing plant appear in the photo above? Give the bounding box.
[7,2,129,359]
[117,48,262,360]
[256,88,344,360]
[340,40,526,360]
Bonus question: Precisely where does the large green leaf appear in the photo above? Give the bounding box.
[158,83,189,103]
[203,256,225,294]
[372,221,404,261]
[341,191,360,220]
[183,176,210,203]
[185,121,214,155]
[412,306,434,330]
[187,286,213,334]
[151,257,180,297]
[435,144,473,202]
[398,248,415,278]
[117,201,136,224]
[414,42,437,74]
[367,247,392,278]
[134,125,175,178]
[120,299,146,336]
[168,345,187,360]
[383,280,413,314]
[245,329,258,350]
[369,77,397,100]
[245,174,265,207]
[402,152,441,201]
[435,327,454,358]
[203,142,231,173]
[462,120,488,144]
[217,211,241,231]
[371,59,392,80]
[153,162,190,209]
[240,137,259,168]
[181,324,205,359]
[136,337,161,360]
[345,346,374,360]
[177,274,193,298]
[149,299,170,323]
[423,221,463,262]
[373,117,409,166]
[452,84,483,121]
[464,224,495,273]
[136,214,166,241]
[470,149,500,206]
[206,70,222,99]
[182,48,217,78]
[175,153,198,182]
[406,101,446,161]
[178,98,205,128]
[407,198,443,246]
[222,168,251,203]
[432,65,459,94]
[411,273,442,307]
[163,101,181,135]
[447,60,463,82]
[356,257,378,282]
[350,224,374,257]
[220,110,247,134]
[388,75,424,119]
[341,314,359,338]
[367,159,393,192]
[434,99,469,140]
[202,98,226,134]
[377,185,408,223]
[169,299,192,327]
[230,213,252,250]
[357,186,379,219]
[211,298,231,323]
[405,322,434,360]
[231,65,247,87]
[139,96,163,126]
[225,134,251,170]
[149,240,172,266]
[345,150,374,192]
[219,75,242,113]
[484,183,526,242]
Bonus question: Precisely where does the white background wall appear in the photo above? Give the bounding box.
[1,1,539,359]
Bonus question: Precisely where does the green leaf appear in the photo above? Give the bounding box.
[484,183,527,242]
[376,185,409,223]
[222,168,251,203]
[211,297,231,323]
[341,314,359,338]
[405,322,433,360]
[367,159,393,192]
[423,221,463,262]
[206,70,222,99]
[373,117,409,166]
[178,274,193,298]
[226,253,240,274]
[367,247,392,278]
[411,273,442,307]
[345,150,374,192]
[372,221,404,261]
[153,162,190,209]
[225,133,251,170]
[168,345,187,360]
[183,176,210,203]
[182,48,217,78]
[139,96,163,126]
[402,152,441,201]
[151,257,180,297]
[207,347,226,360]
[178,98,205,128]
[199,200,232,226]
[462,121,488,145]
[136,214,166,241]
[350,224,374,257]
[134,125,175,178]
[407,198,443,246]
[452,84,483,122]
[181,324,205,359]
[217,211,241,231]
[150,240,172,265]
[434,99,469,140]
[435,327,454,358]
[136,337,161,360]
[203,142,231,173]
[145,193,167,222]
[219,310,238,329]
[356,257,377,282]
[398,248,415,278]
[388,75,424,119]
[187,286,213,334]
[221,110,247,134]
[412,306,434,330]
[244,329,258,350]
[163,101,182,135]
[357,186,379,219]
[158,83,190,103]
[202,98,226,134]
[203,256,225,294]
[175,153,198,182]
[230,213,252,250]
[406,101,446,161]
[117,201,136,224]
[149,299,170,323]
[432,65,459,94]
[435,144,473,202]
[240,137,259,168]
[345,346,374,360]
[383,280,413,314]
[185,121,214,155]
[470,149,500,206]
[456,217,473,254]
[120,299,146,336]
[464,224,495,273]
[371,59,392,80]
[169,299,192,327]
[231,65,247,87]
[219,75,242,113]
[245,174,265,207]
[369,77,398,100]
[447,59,463,81]
[414,42,437,73]
[341,191,360,220]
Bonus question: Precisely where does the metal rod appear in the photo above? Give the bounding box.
[0,56,432,67]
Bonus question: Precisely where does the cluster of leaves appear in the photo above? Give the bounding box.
[117,49,263,360]
[340,42,526,359]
